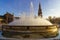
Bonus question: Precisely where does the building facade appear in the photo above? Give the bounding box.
[0,12,14,24]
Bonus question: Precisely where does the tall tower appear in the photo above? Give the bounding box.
[38,3,42,17]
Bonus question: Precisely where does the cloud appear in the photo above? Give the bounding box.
[45,8,60,17]
[43,8,60,18]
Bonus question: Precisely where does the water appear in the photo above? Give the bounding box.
[9,1,52,26]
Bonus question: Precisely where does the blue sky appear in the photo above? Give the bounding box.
[0,0,60,18]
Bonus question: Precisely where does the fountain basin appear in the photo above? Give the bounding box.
[2,25,58,38]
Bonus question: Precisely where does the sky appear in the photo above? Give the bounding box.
[0,0,60,18]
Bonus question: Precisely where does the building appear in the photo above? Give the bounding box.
[0,12,14,24]
[38,3,43,17]
[0,15,4,24]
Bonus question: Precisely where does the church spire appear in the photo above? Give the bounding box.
[38,3,42,17]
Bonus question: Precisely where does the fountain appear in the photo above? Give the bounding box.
[2,2,58,38]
